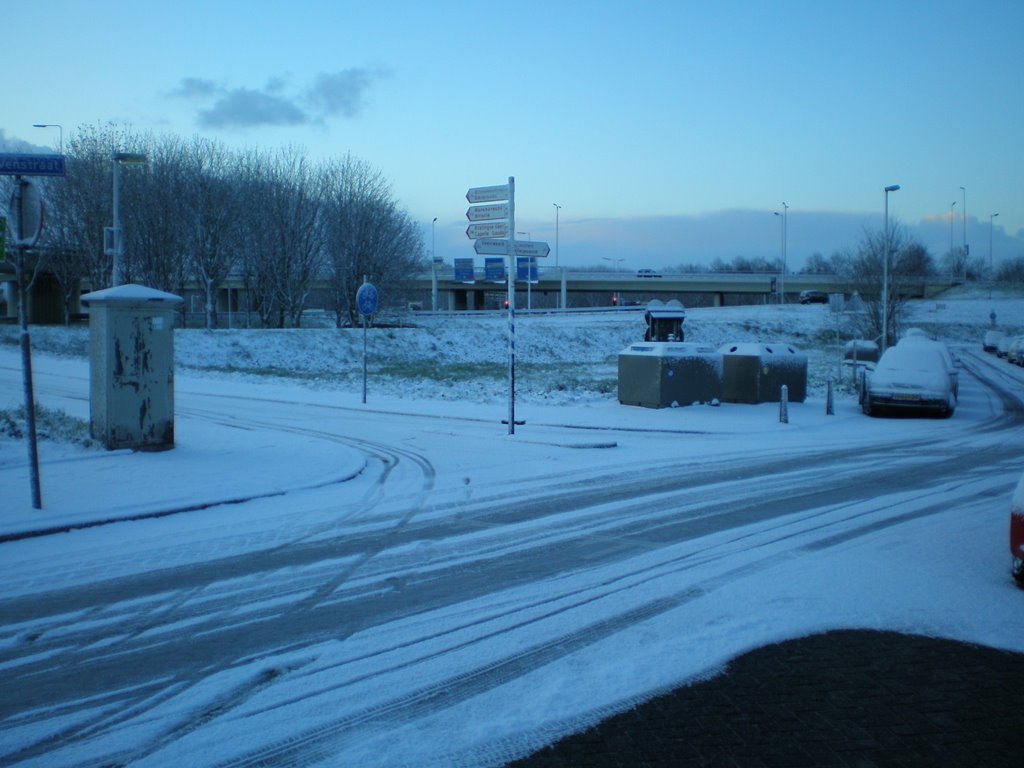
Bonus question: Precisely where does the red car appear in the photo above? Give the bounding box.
[1013,473,1024,588]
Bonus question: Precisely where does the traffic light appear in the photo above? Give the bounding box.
[612,295,618,306]
[503,299,509,309]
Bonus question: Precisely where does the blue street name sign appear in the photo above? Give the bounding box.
[0,153,66,177]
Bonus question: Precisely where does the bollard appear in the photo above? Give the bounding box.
[826,378,834,415]
[779,384,789,423]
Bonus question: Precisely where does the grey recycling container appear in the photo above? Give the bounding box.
[719,342,807,404]
[618,342,721,408]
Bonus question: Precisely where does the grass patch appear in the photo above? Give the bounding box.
[0,405,97,448]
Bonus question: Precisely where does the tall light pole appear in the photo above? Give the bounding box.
[780,202,788,302]
[552,203,561,267]
[959,185,967,261]
[949,201,956,260]
[32,123,63,154]
[431,216,438,312]
[107,152,148,286]
[989,212,999,275]
[882,184,900,353]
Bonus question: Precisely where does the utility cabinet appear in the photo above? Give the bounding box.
[80,284,183,451]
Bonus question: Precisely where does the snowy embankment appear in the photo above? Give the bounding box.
[5,287,1018,408]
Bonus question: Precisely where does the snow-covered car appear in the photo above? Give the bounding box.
[983,330,1006,353]
[1012,472,1024,588]
[862,343,957,417]
[1006,336,1024,366]
[896,336,958,398]
[996,335,1013,358]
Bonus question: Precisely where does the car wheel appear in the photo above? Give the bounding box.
[1013,557,1024,589]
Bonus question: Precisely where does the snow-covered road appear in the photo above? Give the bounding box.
[2,344,1023,767]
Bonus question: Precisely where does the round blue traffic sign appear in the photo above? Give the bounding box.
[356,282,379,317]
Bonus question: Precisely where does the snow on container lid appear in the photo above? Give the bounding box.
[719,342,801,357]
[622,342,716,357]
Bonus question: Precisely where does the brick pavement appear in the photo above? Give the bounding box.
[509,630,1024,767]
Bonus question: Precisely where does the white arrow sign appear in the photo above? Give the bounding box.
[466,203,510,222]
[513,240,551,258]
[466,222,509,239]
[466,184,510,204]
[473,238,508,256]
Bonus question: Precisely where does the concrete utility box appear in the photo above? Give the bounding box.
[720,342,807,404]
[618,342,721,408]
[80,284,183,451]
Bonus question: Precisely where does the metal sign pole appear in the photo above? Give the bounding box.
[507,176,516,435]
[9,177,43,508]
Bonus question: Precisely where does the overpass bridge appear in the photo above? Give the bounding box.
[414,269,957,311]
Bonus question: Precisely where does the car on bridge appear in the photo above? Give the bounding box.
[636,268,661,278]
[798,290,828,304]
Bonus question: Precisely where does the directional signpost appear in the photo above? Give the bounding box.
[466,222,509,240]
[465,179,520,434]
[466,184,510,204]
[466,203,510,222]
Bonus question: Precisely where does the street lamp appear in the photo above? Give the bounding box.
[960,185,967,259]
[989,212,999,275]
[949,201,956,259]
[32,123,63,154]
[107,152,148,286]
[431,216,438,312]
[882,184,900,353]
[552,203,561,267]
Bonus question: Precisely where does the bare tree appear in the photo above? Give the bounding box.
[181,137,245,329]
[239,147,324,328]
[839,223,932,347]
[321,154,425,327]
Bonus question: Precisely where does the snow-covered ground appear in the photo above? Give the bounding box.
[0,287,1022,767]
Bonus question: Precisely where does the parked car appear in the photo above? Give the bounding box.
[897,336,959,397]
[799,290,828,304]
[1012,472,1024,588]
[983,329,1006,353]
[1007,336,1024,366]
[997,335,1013,358]
[862,343,957,417]
[636,268,662,278]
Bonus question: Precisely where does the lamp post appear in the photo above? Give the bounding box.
[552,203,561,267]
[882,184,900,353]
[989,212,999,275]
[108,152,148,286]
[960,185,967,263]
[773,211,784,304]
[32,123,63,154]
[949,201,956,261]
[431,217,438,312]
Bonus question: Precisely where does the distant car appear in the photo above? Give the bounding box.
[997,335,1013,358]
[1007,336,1024,366]
[983,330,1006,353]
[862,343,957,417]
[1012,472,1024,588]
[798,290,828,304]
[636,268,662,278]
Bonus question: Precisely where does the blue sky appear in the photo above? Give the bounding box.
[4,0,1022,270]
